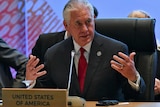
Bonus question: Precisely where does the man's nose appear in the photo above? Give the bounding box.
[81,24,88,32]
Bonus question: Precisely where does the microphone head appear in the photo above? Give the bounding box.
[71,50,75,57]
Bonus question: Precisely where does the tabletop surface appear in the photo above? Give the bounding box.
[86,101,160,107]
[1,101,160,107]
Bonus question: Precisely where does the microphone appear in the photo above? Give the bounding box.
[67,50,75,93]
[67,50,86,107]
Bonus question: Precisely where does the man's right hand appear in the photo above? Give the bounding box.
[26,55,47,81]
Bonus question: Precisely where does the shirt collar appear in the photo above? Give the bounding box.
[64,31,69,40]
[73,38,92,54]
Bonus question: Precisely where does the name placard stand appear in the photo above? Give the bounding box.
[2,88,67,107]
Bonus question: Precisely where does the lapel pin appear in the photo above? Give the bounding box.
[97,51,102,56]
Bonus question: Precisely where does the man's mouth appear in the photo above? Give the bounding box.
[81,35,89,38]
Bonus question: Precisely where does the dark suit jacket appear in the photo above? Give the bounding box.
[0,38,27,98]
[37,32,145,101]
[32,31,65,64]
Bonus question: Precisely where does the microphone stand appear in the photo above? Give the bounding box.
[67,50,75,94]
[67,50,86,107]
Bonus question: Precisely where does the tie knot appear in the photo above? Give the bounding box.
[80,47,85,54]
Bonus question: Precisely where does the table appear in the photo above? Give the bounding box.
[86,101,160,107]
[1,101,160,107]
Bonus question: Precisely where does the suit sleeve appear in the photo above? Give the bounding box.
[0,38,27,87]
[119,43,146,101]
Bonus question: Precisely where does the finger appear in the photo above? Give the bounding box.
[118,52,129,62]
[36,71,47,78]
[129,52,136,61]
[35,64,45,72]
[27,55,37,67]
[155,78,159,81]
[118,52,136,68]
[110,60,123,72]
[111,60,123,68]
[28,55,36,63]
[112,55,125,65]
[31,58,40,68]
[155,78,158,86]
[29,64,44,77]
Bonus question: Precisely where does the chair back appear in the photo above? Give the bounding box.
[95,18,157,101]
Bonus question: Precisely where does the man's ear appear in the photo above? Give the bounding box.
[63,20,68,29]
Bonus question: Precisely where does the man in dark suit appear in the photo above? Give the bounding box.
[26,0,145,101]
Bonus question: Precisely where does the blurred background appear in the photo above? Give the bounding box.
[1,0,159,57]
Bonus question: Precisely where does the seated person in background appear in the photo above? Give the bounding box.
[128,10,160,100]
[128,10,150,18]
[155,47,160,100]
[93,5,98,18]
[32,31,68,64]
[0,38,45,99]
[0,38,27,98]
[32,5,99,64]
[26,0,145,101]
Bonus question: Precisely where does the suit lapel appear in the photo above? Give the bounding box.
[83,34,104,96]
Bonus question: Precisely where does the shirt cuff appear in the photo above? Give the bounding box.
[128,73,140,91]
[22,80,36,89]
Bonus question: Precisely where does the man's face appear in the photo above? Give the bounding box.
[65,7,95,46]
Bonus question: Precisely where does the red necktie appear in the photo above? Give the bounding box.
[78,48,87,93]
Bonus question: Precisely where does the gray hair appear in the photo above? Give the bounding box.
[128,10,150,18]
[63,0,94,24]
